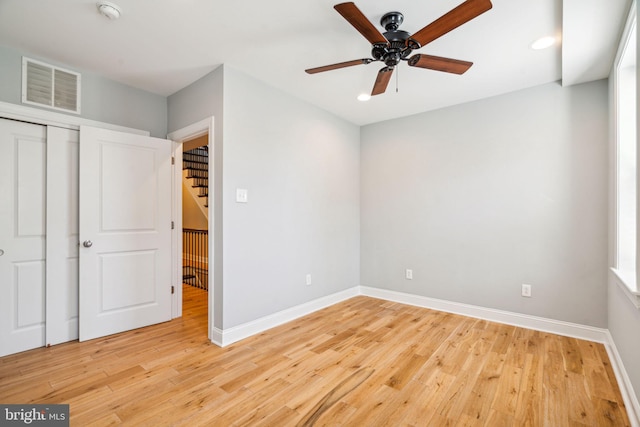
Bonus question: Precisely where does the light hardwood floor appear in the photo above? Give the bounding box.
[0,285,631,426]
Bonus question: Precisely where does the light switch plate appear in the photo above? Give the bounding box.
[236,188,248,203]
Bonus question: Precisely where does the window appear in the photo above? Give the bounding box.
[613,6,637,296]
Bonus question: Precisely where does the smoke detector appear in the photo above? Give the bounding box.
[97,1,122,20]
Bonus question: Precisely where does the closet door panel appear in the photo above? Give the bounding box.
[46,126,80,346]
[0,118,47,357]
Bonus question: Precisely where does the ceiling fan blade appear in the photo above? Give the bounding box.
[305,58,373,74]
[371,67,394,96]
[408,0,492,49]
[408,54,473,74]
[334,2,388,46]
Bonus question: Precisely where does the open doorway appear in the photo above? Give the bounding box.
[168,116,215,343]
[180,134,209,331]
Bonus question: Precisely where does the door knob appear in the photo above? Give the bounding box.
[83,240,93,248]
[0,249,4,256]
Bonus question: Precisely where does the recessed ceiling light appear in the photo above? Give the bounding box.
[97,1,122,20]
[357,93,371,102]
[531,36,556,50]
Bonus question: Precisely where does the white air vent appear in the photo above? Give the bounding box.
[22,57,81,114]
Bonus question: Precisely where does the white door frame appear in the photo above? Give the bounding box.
[167,117,215,342]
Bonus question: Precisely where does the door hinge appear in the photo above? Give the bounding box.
[171,156,175,165]
[171,221,175,230]
[171,285,175,294]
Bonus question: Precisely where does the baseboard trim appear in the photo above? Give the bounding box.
[210,327,224,347]
[603,330,640,427]
[359,286,609,343]
[212,287,360,347]
[212,285,609,344]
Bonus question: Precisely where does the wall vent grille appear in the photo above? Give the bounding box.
[22,57,81,114]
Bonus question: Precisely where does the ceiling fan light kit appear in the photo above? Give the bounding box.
[305,0,493,96]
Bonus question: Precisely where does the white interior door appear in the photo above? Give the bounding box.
[0,119,47,357]
[79,126,172,341]
[46,126,80,346]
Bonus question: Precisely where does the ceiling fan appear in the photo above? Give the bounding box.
[305,0,493,96]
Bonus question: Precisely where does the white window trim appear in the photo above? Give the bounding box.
[611,0,638,306]
[612,268,640,308]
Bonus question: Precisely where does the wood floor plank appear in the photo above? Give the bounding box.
[402,369,455,424]
[597,343,628,402]
[217,377,291,424]
[566,370,596,424]
[283,368,344,416]
[0,287,631,426]
[295,367,375,426]
[514,353,543,426]
[252,405,300,427]
[491,364,523,416]
[167,377,227,410]
[335,383,395,426]
[379,377,434,425]
[543,334,571,426]
[561,335,585,375]
[490,323,517,355]
[594,397,629,426]
[463,351,505,421]
[384,352,429,390]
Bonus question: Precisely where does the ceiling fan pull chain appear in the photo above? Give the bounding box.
[396,66,399,93]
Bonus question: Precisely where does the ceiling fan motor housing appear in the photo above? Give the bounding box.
[372,11,413,67]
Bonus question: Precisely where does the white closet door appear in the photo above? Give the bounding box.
[0,118,47,357]
[46,126,80,346]
[78,126,172,342]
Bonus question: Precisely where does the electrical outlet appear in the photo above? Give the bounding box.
[306,274,312,286]
[405,269,413,280]
[521,284,532,297]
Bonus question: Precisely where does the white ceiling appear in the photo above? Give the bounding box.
[0,0,632,126]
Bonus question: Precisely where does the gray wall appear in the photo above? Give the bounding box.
[168,65,360,329]
[222,67,360,327]
[361,80,609,327]
[0,45,167,137]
